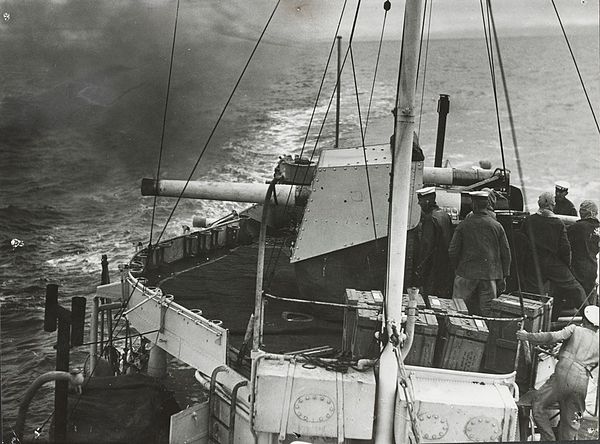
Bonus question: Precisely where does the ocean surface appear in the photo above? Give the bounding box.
[1,1,599,441]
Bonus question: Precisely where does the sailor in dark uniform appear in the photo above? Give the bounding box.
[567,200,600,300]
[517,305,599,441]
[554,181,577,216]
[449,190,511,315]
[414,186,454,298]
[521,192,587,318]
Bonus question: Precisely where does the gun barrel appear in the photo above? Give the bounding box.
[423,167,502,186]
[141,178,298,204]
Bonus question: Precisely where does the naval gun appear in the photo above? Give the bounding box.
[141,145,522,303]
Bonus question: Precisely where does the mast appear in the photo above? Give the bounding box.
[335,35,342,148]
[375,0,424,441]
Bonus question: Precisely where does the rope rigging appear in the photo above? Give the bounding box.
[265,0,371,286]
[350,42,380,242]
[364,0,391,137]
[487,0,528,210]
[479,0,508,192]
[417,0,432,138]
[149,0,181,248]
[152,0,283,247]
[551,0,600,134]
[264,0,402,291]
[264,0,350,286]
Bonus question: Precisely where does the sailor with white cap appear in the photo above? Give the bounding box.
[517,305,599,441]
[414,186,454,297]
[554,180,577,216]
[416,186,436,198]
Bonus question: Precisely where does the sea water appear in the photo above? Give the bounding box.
[1,2,598,440]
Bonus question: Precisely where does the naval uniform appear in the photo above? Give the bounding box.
[567,217,600,298]
[520,212,587,318]
[448,210,511,315]
[416,205,454,298]
[554,197,577,216]
[523,325,599,441]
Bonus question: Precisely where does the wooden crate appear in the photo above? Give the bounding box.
[488,293,547,339]
[484,293,549,378]
[440,316,488,371]
[342,289,383,358]
[402,293,427,310]
[484,336,525,374]
[404,312,438,367]
[427,296,468,315]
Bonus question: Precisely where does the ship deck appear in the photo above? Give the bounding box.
[157,240,345,358]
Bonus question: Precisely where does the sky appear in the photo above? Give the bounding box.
[1,0,597,43]
[212,0,599,41]
[182,0,597,42]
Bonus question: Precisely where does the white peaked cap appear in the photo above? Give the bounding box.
[555,181,570,191]
[583,306,599,327]
[469,190,489,199]
[416,186,436,197]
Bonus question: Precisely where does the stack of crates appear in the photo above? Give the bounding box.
[401,293,437,367]
[439,316,489,371]
[425,296,489,371]
[484,293,552,376]
[405,314,438,367]
[427,296,468,316]
[401,293,427,311]
[343,289,383,358]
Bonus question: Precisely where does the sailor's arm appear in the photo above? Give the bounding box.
[516,324,576,344]
[558,223,572,266]
[448,226,461,270]
[498,225,511,277]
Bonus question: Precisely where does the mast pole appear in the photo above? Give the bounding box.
[375,0,424,442]
[335,35,342,148]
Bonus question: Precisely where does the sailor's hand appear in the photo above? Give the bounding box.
[497,278,506,294]
[516,329,529,342]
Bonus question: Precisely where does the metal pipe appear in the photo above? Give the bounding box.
[252,183,277,351]
[44,284,58,332]
[90,297,99,375]
[119,264,129,302]
[335,35,342,148]
[54,311,71,443]
[99,301,125,311]
[107,307,113,346]
[229,380,249,444]
[147,345,167,378]
[99,298,105,356]
[141,178,296,204]
[122,290,159,316]
[15,371,82,441]
[101,254,110,285]
[434,94,450,167]
[400,290,418,360]
[377,1,425,442]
